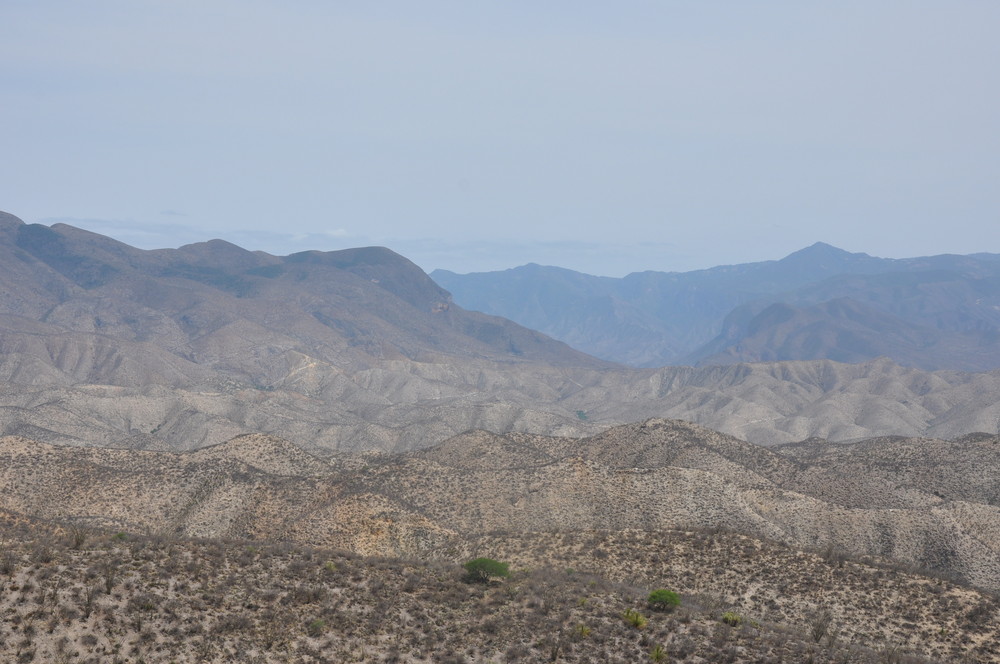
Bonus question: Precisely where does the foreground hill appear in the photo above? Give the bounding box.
[2,523,996,663]
[4,420,999,592]
[432,243,1000,370]
[3,418,1000,662]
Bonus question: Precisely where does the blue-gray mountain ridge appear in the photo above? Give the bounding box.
[431,243,1000,371]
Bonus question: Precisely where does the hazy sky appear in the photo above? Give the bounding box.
[2,2,998,276]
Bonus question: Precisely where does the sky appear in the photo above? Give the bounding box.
[2,2,998,277]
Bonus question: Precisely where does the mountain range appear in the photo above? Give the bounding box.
[3,210,1000,661]
[3,211,1000,450]
[432,243,1000,370]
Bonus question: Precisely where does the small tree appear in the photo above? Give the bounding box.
[647,589,681,612]
[463,557,510,584]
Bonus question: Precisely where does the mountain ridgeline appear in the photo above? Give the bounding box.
[432,243,1000,370]
[3,211,1000,452]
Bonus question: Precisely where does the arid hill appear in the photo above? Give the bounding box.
[4,420,998,592]
[3,420,1000,662]
[2,523,997,663]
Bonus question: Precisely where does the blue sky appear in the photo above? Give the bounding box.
[2,1,998,276]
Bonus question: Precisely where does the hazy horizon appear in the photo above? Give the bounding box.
[3,2,998,276]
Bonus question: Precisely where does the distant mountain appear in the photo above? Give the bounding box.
[432,242,1000,370]
[692,298,999,371]
[0,211,623,450]
[4,211,1000,451]
[0,213,604,379]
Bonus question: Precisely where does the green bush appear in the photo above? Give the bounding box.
[463,557,510,584]
[647,589,681,612]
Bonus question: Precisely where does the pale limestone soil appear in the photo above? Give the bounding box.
[464,529,1000,664]
[3,421,1000,592]
[0,527,960,664]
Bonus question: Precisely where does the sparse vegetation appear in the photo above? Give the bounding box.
[1,417,999,663]
[0,522,991,663]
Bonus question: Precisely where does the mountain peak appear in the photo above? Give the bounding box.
[174,238,265,269]
[286,246,409,269]
[772,242,883,278]
[0,211,25,231]
[781,242,855,261]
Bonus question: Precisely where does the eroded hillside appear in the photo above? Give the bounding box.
[4,213,1000,452]
[3,420,998,592]
[0,516,996,663]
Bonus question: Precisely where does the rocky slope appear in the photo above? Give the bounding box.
[3,523,996,663]
[4,420,998,592]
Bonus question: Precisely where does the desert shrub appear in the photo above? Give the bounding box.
[67,525,88,550]
[284,584,326,605]
[215,613,253,633]
[305,618,326,637]
[402,573,421,592]
[810,608,833,642]
[650,644,668,662]
[463,558,510,584]
[29,545,54,565]
[647,589,681,612]
[623,608,648,629]
[721,611,743,627]
[0,549,17,576]
[127,593,160,614]
[101,561,120,593]
[505,643,531,661]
